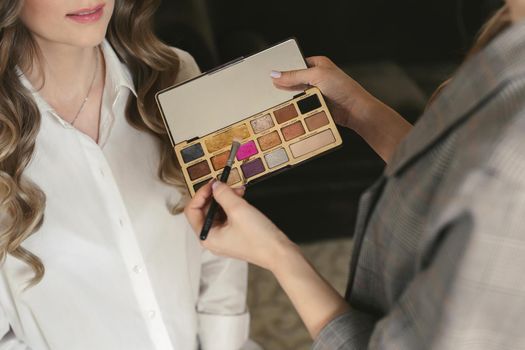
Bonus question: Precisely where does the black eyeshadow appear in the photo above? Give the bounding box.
[297,94,322,114]
[193,179,209,192]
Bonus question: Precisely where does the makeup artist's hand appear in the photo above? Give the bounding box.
[271,56,380,130]
[184,181,297,271]
[272,56,412,163]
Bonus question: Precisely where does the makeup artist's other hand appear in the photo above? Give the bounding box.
[184,182,296,271]
[271,56,382,130]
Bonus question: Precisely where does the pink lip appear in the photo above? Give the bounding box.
[66,3,105,24]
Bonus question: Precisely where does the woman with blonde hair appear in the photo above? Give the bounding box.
[187,2,525,349]
[0,0,249,349]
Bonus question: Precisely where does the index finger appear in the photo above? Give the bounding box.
[184,180,214,232]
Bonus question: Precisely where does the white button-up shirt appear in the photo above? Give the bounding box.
[0,40,249,350]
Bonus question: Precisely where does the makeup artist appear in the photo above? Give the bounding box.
[0,0,251,349]
[186,2,525,349]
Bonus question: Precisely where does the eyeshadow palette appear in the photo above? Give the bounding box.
[156,39,343,197]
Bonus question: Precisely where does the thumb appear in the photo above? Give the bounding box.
[212,182,247,214]
[271,68,316,89]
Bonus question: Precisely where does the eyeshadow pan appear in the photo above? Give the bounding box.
[211,151,229,171]
[193,179,210,193]
[305,111,329,131]
[282,121,306,141]
[297,94,322,114]
[251,114,274,134]
[218,168,242,186]
[187,160,211,180]
[237,140,258,160]
[274,104,298,124]
[241,158,265,179]
[205,124,250,153]
[264,148,289,169]
[181,143,205,164]
[257,131,281,151]
[290,129,336,158]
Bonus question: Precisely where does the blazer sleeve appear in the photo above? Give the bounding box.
[315,165,525,349]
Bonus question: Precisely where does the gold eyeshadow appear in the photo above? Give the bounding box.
[161,88,343,196]
[205,124,250,153]
[258,131,281,151]
[156,39,343,197]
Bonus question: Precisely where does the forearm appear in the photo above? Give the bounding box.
[349,96,412,163]
[269,241,350,339]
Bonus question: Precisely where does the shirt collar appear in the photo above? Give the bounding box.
[100,39,137,98]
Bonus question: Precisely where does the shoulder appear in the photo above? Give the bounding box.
[171,47,201,84]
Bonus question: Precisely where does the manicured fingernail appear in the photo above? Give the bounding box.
[270,70,282,78]
[212,181,220,191]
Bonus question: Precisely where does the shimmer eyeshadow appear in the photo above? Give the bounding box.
[251,114,274,134]
[237,140,258,161]
[187,160,211,180]
[264,148,289,169]
[290,129,336,158]
[211,151,229,171]
[282,121,306,141]
[181,143,205,164]
[205,124,250,153]
[305,111,329,131]
[274,104,298,124]
[241,158,265,178]
[218,168,242,186]
[297,94,322,114]
[257,131,281,151]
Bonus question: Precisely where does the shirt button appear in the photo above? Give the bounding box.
[132,265,143,274]
[147,310,156,319]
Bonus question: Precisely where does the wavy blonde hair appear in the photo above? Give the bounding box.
[0,0,188,286]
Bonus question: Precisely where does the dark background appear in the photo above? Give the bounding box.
[155,0,504,243]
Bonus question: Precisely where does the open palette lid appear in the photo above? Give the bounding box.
[156,39,308,144]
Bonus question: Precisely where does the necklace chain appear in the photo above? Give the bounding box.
[70,48,99,126]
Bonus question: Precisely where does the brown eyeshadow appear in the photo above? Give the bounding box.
[187,160,211,180]
[257,131,282,151]
[281,121,306,141]
[305,111,330,131]
[211,151,229,171]
[274,104,298,124]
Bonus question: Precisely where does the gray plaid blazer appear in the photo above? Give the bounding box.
[313,21,525,350]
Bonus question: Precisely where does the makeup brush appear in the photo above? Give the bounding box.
[200,138,242,240]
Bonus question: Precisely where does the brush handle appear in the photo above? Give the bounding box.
[199,166,232,240]
[200,199,219,240]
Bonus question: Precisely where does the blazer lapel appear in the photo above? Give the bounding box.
[385,21,525,177]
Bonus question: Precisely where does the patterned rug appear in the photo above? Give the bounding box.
[247,238,353,350]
